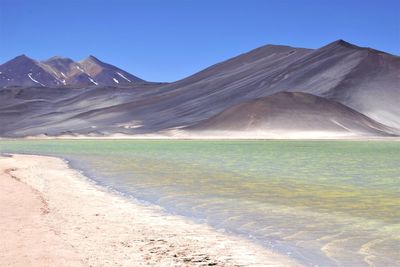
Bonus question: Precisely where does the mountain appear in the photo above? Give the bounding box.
[0,55,146,88]
[0,55,62,87]
[42,56,95,86]
[263,39,400,129]
[66,44,314,132]
[69,39,399,133]
[0,39,398,138]
[184,92,396,137]
[79,56,145,86]
[117,39,400,131]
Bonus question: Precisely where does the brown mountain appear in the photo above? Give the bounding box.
[185,92,397,137]
[0,55,146,88]
[42,56,95,86]
[79,56,145,86]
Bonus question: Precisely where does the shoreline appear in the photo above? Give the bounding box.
[0,154,302,266]
[1,135,400,141]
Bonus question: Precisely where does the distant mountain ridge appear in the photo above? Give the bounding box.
[0,39,399,138]
[0,55,146,88]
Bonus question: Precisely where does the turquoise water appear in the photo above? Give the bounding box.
[1,140,399,266]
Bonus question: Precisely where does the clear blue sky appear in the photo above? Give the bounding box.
[0,0,399,82]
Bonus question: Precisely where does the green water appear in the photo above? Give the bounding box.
[1,140,399,266]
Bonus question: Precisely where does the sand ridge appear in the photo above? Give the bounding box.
[0,154,302,266]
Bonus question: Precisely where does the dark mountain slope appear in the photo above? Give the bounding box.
[0,55,61,87]
[262,40,400,128]
[185,92,396,137]
[79,44,313,131]
[69,40,399,133]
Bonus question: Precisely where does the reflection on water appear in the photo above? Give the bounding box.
[1,140,399,266]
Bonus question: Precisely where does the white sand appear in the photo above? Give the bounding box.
[0,154,303,266]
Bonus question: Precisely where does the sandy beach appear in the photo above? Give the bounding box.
[0,154,302,266]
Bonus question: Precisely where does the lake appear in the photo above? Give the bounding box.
[1,140,399,266]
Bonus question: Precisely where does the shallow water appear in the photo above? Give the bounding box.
[1,140,399,266]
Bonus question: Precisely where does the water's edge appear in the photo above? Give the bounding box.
[2,152,307,266]
[2,140,398,267]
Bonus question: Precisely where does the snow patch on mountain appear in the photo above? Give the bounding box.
[117,72,131,82]
[89,77,98,85]
[28,73,45,86]
[76,65,85,72]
